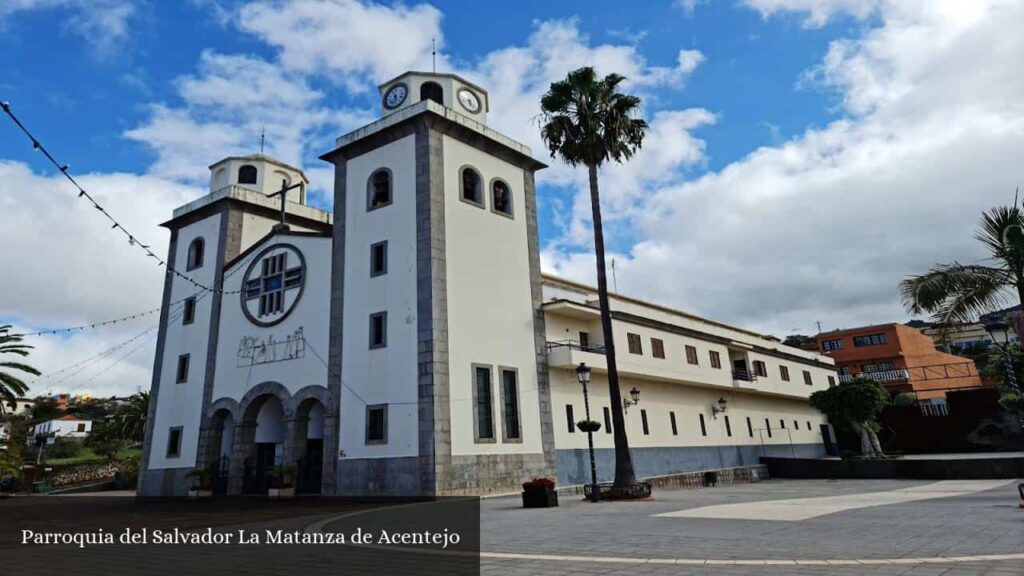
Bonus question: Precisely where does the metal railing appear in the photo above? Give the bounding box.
[839,369,909,383]
[838,361,979,384]
[732,369,757,382]
[545,340,607,354]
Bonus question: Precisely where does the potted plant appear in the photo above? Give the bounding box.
[521,477,558,508]
[575,420,601,433]
[186,465,214,499]
[267,464,297,499]
[999,392,1024,413]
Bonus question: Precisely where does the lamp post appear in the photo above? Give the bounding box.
[711,397,728,419]
[983,317,1023,430]
[576,363,600,503]
[623,386,640,413]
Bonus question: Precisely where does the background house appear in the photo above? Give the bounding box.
[27,415,93,445]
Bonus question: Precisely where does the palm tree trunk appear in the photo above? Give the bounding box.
[588,163,637,487]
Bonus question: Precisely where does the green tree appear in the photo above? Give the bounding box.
[900,204,1024,323]
[810,377,889,458]
[540,67,647,489]
[24,397,59,423]
[0,325,40,414]
[117,391,149,443]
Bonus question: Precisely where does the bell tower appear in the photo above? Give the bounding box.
[320,71,555,496]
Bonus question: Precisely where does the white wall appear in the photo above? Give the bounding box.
[213,235,331,402]
[443,135,543,456]
[149,213,221,470]
[340,135,419,460]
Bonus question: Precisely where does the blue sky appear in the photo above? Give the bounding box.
[3,1,1021,395]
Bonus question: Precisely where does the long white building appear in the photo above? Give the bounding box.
[139,71,836,497]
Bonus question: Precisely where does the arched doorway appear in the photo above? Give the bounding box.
[293,399,325,494]
[240,394,286,494]
[208,408,234,495]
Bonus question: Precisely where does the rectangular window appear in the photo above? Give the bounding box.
[579,331,590,349]
[794,420,800,430]
[828,375,836,387]
[747,416,754,438]
[365,405,387,444]
[724,415,732,437]
[780,419,786,429]
[822,338,845,352]
[369,311,387,349]
[862,362,896,373]
[166,427,182,458]
[565,404,575,434]
[670,411,678,436]
[780,365,790,381]
[753,360,768,377]
[603,406,612,434]
[77,423,86,432]
[627,333,643,355]
[853,333,888,347]
[641,409,649,435]
[803,370,813,386]
[183,297,196,325]
[651,338,665,359]
[765,418,773,438]
[686,345,699,365]
[710,350,721,369]
[807,421,812,430]
[500,368,521,441]
[175,354,189,384]
[699,413,707,437]
[370,241,388,277]
[474,366,494,441]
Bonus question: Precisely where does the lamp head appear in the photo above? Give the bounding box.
[575,363,592,385]
[629,387,640,404]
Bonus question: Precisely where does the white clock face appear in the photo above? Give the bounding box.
[383,83,408,109]
[457,88,481,113]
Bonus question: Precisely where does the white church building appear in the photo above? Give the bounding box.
[139,71,837,497]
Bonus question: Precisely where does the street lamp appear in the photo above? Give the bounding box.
[983,316,1023,430]
[575,363,601,503]
[711,397,728,419]
[623,387,640,412]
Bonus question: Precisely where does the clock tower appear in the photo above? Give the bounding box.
[320,71,555,496]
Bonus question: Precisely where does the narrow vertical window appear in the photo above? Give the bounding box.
[651,338,665,359]
[491,179,513,217]
[780,419,786,429]
[699,413,707,437]
[460,167,483,207]
[807,421,812,430]
[500,368,521,441]
[686,345,699,365]
[579,331,590,349]
[166,427,182,457]
[176,354,189,383]
[369,311,387,349]
[474,365,494,441]
[365,405,388,444]
[602,406,611,434]
[627,333,643,355]
[724,415,732,437]
[367,169,392,210]
[765,418,773,438]
[182,297,196,325]
[370,241,388,277]
[641,409,649,435]
[803,370,813,385]
[747,416,754,437]
[565,404,575,434]
[794,420,800,430]
[670,411,678,436]
[828,375,836,387]
[780,365,790,381]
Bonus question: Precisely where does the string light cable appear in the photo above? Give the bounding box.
[1,101,241,295]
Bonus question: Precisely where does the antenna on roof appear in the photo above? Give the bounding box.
[432,38,437,73]
[611,258,619,294]
[260,125,266,155]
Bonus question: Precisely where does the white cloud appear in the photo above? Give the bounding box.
[546,0,1024,336]
[0,0,136,57]
[744,0,882,27]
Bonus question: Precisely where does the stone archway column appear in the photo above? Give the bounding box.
[281,417,300,467]
[321,412,339,495]
[228,422,256,495]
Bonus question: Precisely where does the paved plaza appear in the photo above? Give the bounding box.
[477,478,1024,576]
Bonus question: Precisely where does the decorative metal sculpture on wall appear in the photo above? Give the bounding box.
[237,327,306,367]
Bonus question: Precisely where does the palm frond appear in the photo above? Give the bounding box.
[899,263,1011,323]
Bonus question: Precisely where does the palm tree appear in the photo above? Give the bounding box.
[540,67,647,489]
[900,204,1024,324]
[119,391,149,443]
[0,325,39,414]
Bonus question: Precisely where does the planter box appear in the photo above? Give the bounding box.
[268,487,295,500]
[522,487,558,508]
[187,489,213,499]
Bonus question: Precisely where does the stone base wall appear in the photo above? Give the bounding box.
[556,443,825,487]
[336,456,427,496]
[556,464,770,495]
[439,453,555,496]
[137,467,193,497]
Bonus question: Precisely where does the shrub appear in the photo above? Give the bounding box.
[46,438,83,459]
[892,392,918,407]
[522,477,556,491]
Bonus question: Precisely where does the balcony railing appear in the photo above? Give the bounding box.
[545,340,606,354]
[732,369,757,382]
[839,369,909,383]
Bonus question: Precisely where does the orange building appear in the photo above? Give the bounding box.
[814,323,983,402]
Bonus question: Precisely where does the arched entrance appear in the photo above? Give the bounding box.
[208,408,234,495]
[293,398,325,494]
[238,393,287,494]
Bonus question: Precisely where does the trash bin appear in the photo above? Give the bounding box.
[31,480,52,493]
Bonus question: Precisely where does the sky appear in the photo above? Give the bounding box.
[1,0,1022,397]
